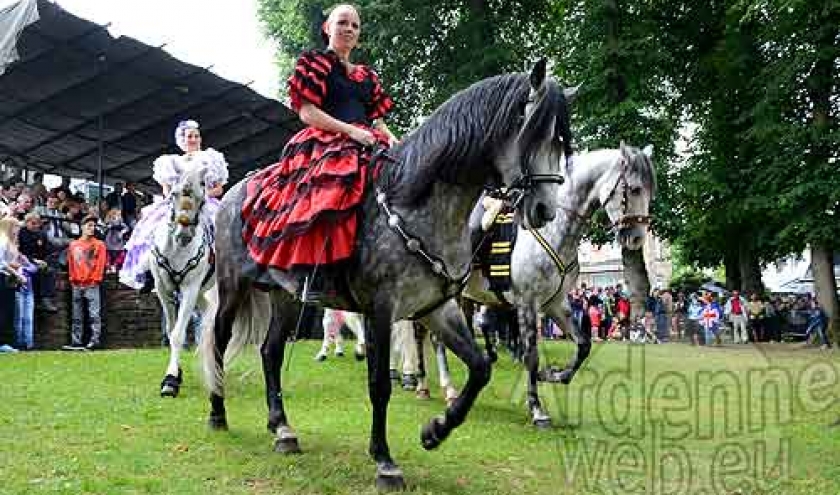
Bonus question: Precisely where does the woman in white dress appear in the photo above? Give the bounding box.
[119,120,228,291]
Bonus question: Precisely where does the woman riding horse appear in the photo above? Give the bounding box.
[119,120,228,291]
[241,4,398,296]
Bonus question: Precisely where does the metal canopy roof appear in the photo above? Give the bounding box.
[0,0,301,188]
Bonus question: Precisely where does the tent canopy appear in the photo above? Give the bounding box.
[0,0,301,189]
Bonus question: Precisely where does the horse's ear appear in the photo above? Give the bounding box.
[529,58,547,91]
[563,83,581,104]
[619,140,627,156]
[642,144,654,158]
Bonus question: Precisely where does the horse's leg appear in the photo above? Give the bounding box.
[521,303,551,428]
[162,285,200,397]
[480,321,498,363]
[431,333,459,407]
[264,292,301,454]
[158,288,182,397]
[419,299,491,450]
[204,281,247,431]
[365,301,405,490]
[315,309,336,361]
[334,316,345,357]
[549,298,591,385]
[414,324,431,400]
[345,312,366,361]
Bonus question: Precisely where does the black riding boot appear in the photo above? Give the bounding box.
[139,271,154,294]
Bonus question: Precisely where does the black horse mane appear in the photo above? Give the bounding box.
[380,72,571,205]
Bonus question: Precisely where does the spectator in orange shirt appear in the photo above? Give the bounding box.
[64,216,107,351]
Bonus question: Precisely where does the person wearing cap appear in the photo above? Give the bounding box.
[119,119,228,292]
[64,216,107,350]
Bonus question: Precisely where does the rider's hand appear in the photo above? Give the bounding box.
[349,127,376,147]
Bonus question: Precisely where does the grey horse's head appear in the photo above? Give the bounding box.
[169,167,206,246]
[500,60,579,230]
[599,143,655,251]
[381,59,579,231]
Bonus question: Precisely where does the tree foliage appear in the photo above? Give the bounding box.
[256,0,840,315]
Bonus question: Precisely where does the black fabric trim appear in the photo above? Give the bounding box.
[247,207,358,248]
[246,175,361,224]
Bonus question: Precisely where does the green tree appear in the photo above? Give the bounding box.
[552,0,680,315]
[257,0,557,132]
[745,0,840,333]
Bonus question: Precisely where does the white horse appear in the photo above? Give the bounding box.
[152,166,216,397]
[453,143,656,426]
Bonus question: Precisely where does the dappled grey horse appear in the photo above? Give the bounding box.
[199,60,576,490]
[463,143,655,427]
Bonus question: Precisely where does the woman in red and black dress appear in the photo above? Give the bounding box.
[242,3,397,282]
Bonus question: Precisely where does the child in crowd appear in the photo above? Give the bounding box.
[103,208,129,273]
[64,216,107,351]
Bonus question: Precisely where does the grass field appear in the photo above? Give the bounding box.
[1,341,839,494]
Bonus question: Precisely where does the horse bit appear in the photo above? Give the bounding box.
[151,192,211,292]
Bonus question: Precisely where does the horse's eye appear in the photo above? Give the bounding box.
[630,186,642,196]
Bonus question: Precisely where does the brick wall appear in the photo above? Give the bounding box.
[33,274,328,350]
[35,272,163,350]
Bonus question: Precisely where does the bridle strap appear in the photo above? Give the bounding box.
[527,226,578,310]
[603,154,653,231]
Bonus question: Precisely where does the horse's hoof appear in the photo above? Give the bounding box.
[375,462,406,492]
[160,373,182,397]
[208,415,228,431]
[354,347,366,361]
[160,385,179,397]
[444,387,459,408]
[558,369,574,385]
[487,351,498,364]
[273,426,302,454]
[420,415,446,451]
[273,436,302,454]
[416,388,431,400]
[533,417,552,429]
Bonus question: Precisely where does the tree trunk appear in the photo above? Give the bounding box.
[622,246,650,319]
[738,242,763,294]
[811,245,840,339]
[724,250,741,291]
[308,3,326,48]
[806,13,839,339]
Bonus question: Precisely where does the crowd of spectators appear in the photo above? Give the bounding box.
[473,282,833,360]
[0,172,147,352]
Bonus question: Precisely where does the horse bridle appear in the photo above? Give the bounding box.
[168,186,204,230]
[603,153,652,231]
[153,185,211,293]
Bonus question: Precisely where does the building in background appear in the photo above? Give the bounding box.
[577,235,673,291]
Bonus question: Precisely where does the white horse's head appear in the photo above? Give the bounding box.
[169,167,206,246]
[598,143,655,250]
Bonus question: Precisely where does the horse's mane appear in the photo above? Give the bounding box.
[381,73,570,205]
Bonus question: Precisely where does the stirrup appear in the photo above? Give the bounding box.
[297,276,319,303]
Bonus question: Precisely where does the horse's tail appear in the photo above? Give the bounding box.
[199,286,271,396]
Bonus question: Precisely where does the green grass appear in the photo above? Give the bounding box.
[1,341,839,494]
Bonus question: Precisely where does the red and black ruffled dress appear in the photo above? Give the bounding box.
[241,49,393,273]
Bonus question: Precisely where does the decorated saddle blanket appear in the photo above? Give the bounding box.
[478,206,518,294]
